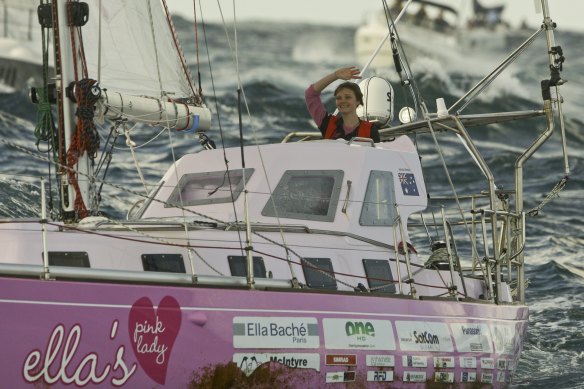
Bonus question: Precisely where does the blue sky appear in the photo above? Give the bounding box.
[167,0,582,32]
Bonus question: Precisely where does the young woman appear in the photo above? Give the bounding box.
[305,66,380,142]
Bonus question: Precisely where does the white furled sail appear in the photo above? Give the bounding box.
[79,0,210,130]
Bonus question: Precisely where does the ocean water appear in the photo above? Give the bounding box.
[1,15,583,388]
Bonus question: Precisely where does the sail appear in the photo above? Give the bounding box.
[80,0,197,101]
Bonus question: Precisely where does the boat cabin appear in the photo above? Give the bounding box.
[140,136,427,248]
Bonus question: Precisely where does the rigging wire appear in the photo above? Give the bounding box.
[198,1,247,257]
[379,0,490,286]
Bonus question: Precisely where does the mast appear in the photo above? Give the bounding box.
[53,0,93,221]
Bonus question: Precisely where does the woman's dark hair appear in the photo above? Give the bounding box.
[334,82,363,106]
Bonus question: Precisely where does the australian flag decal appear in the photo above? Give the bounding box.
[399,172,419,196]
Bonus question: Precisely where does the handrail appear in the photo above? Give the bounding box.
[0,263,294,289]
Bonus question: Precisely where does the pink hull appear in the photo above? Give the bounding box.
[0,276,527,388]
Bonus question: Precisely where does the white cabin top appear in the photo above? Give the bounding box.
[139,136,427,245]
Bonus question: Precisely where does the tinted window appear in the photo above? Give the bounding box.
[262,170,344,222]
[363,259,396,293]
[360,170,396,226]
[166,168,254,207]
[228,256,266,278]
[302,257,337,290]
[142,254,186,273]
[47,251,90,268]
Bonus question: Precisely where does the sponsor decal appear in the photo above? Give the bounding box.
[481,372,494,384]
[480,357,495,370]
[233,353,320,376]
[326,371,355,383]
[325,354,357,366]
[323,319,395,350]
[491,324,518,355]
[459,356,477,368]
[22,320,137,386]
[461,371,477,382]
[367,370,393,382]
[402,355,427,368]
[366,355,395,367]
[395,321,454,352]
[403,371,426,382]
[498,370,507,383]
[433,356,455,368]
[128,296,181,385]
[233,317,319,348]
[497,359,508,370]
[450,323,493,353]
[434,371,454,383]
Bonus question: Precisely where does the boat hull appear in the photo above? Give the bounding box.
[0,276,527,388]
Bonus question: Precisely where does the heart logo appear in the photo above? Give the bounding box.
[129,296,182,385]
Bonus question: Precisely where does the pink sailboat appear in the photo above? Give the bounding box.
[0,0,569,387]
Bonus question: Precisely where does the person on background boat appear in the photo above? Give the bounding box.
[414,4,428,26]
[433,10,451,32]
[305,66,380,142]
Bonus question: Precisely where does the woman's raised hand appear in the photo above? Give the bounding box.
[334,66,362,81]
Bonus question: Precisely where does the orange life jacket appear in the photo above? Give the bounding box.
[322,115,373,140]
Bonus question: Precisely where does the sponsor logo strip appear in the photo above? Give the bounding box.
[461,371,477,382]
[325,371,355,383]
[450,323,493,353]
[434,372,454,383]
[481,357,495,369]
[459,356,477,368]
[433,356,455,368]
[233,353,320,376]
[323,318,396,350]
[481,372,494,384]
[395,321,454,352]
[325,354,356,366]
[366,354,395,367]
[233,317,319,349]
[403,371,426,382]
[367,370,393,382]
[402,355,427,368]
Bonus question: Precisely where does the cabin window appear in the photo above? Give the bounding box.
[47,251,90,268]
[302,257,337,290]
[142,254,186,273]
[165,168,254,207]
[360,170,396,226]
[362,259,396,293]
[262,170,344,222]
[228,256,267,278]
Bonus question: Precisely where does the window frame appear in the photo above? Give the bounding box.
[227,256,267,278]
[165,168,254,207]
[302,257,337,290]
[359,170,397,226]
[262,169,344,222]
[362,259,396,293]
[141,254,186,273]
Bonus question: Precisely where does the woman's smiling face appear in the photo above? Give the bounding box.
[335,87,359,114]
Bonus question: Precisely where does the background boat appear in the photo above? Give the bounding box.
[355,0,533,70]
[0,0,51,90]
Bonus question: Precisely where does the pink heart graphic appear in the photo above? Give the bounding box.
[129,296,182,385]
